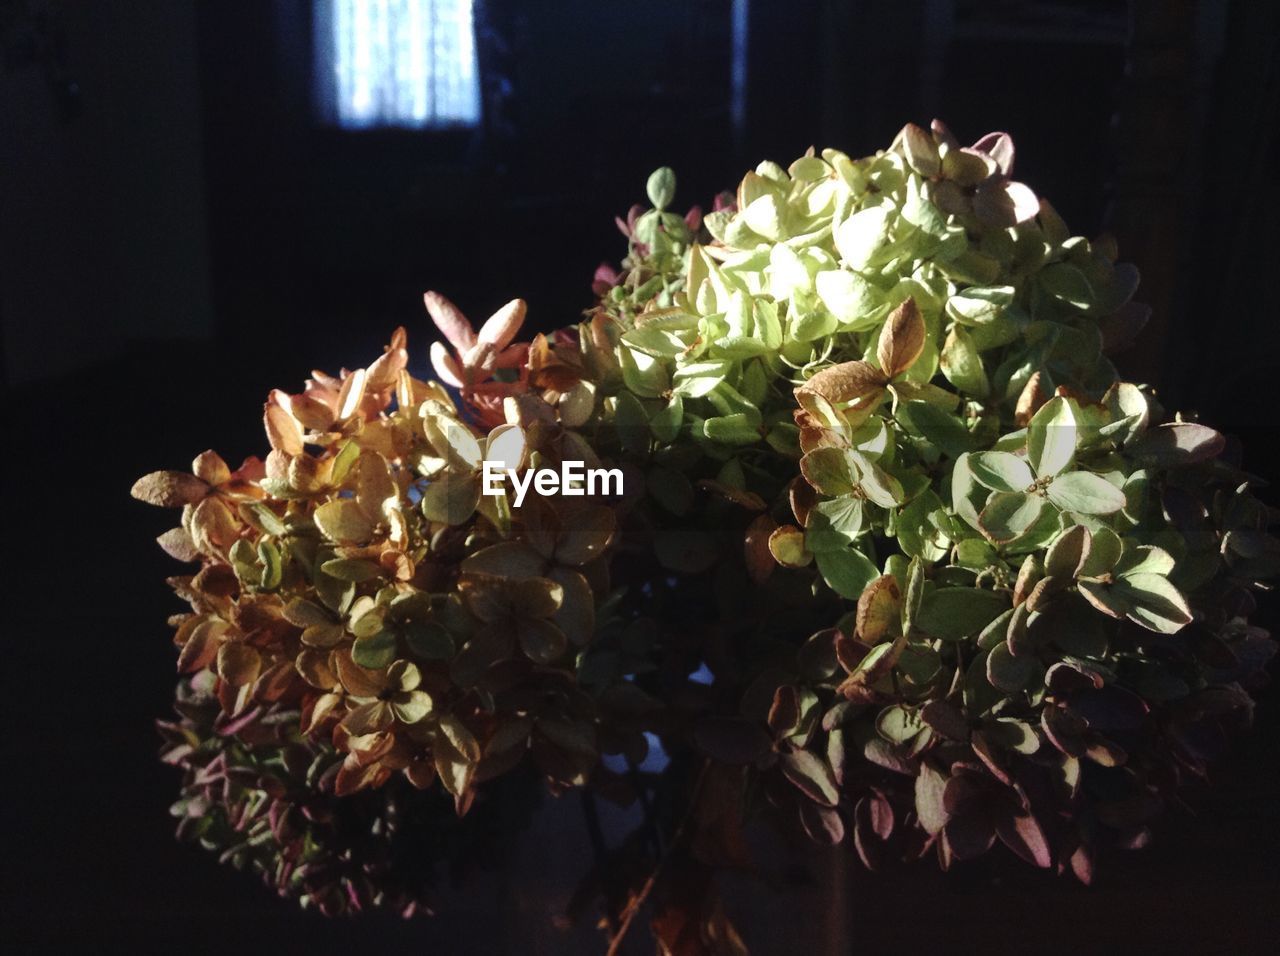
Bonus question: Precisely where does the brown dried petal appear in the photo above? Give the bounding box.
[217,641,262,687]
[336,368,368,421]
[263,396,304,456]
[131,470,210,508]
[189,496,240,553]
[191,450,231,486]
[1014,371,1046,426]
[797,360,887,404]
[177,618,227,673]
[156,527,200,562]
[856,575,901,643]
[296,648,339,689]
[313,499,376,545]
[876,297,926,379]
[334,649,387,698]
[342,700,394,735]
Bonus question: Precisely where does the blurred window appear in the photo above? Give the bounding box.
[314,0,481,129]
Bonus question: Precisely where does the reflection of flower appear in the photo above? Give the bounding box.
[425,291,530,426]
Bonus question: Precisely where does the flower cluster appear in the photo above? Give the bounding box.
[137,121,1278,942]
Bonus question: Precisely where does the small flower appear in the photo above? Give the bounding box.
[338,657,434,735]
[426,292,530,426]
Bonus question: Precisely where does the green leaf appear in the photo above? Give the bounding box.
[977,607,1015,650]
[1130,422,1225,467]
[945,286,1013,325]
[1027,396,1076,478]
[646,466,694,515]
[352,629,398,669]
[1078,525,1123,578]
[816,547,879,599]
[620,346,671,398]
[247,503,287,537]
[1040,262,1094,309]
[805,497,864,553]
[834,205,891,269]
[743,193,787,241]
[914,762,948,835]
[986,640,1035,692]
[623,324,690,357]
[615,390,652,454]
[1032,594,1108,657]
[978,491,1048,545]
[1044,525,1089,579]
[851,451,904,507]
[672,360,733,398]
[987,717,1039,754]
[404,621,455,661]
[898,400,974,458]
[781,751,840,807]
[646,166,677,209]
[968,452,1035,493]
[955,537,1000,571]
[1114,573,1193,634]
[916,587,1009,641]
[1045,471,1126,515]
[800,447,858,497]
[421,473,481,525]
[895,490,950,562]
[903,556,926,634]
[876,705,924,745]
[1115,544,1176,578]
[703,413,762,445]
[897,642,942,686]
[650,395,684,444]
[815,269,886,329]
[392,689,434,724]
[257,539,283,590]
[950,453,986,530]
[940,326,990,397]
[320,558,384,582]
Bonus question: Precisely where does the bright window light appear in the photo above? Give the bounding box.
[314,0,481,129]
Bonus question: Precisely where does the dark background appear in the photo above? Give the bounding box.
[3,0,1280,952]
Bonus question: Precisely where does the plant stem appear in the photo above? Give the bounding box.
[580,789,618,934]
[604,761,709,956]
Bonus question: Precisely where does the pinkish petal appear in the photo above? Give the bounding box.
[492,343,529,370]
[264,391,304,455]
[930,118,959,149]
[430,341,466,388]
[423,291,476,351]
[971,131,1015,175]
[463,342,497,378]
[470,380,526,397]
[1004,181,1039,223]
[476,298,526,351]
[367,346,408,391]
[336,367,368,421]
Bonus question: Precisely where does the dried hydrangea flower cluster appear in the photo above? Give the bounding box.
[137,121,1278,930]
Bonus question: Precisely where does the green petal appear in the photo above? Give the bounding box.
[1045,471,1126,515]
[969,452,1035,493]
